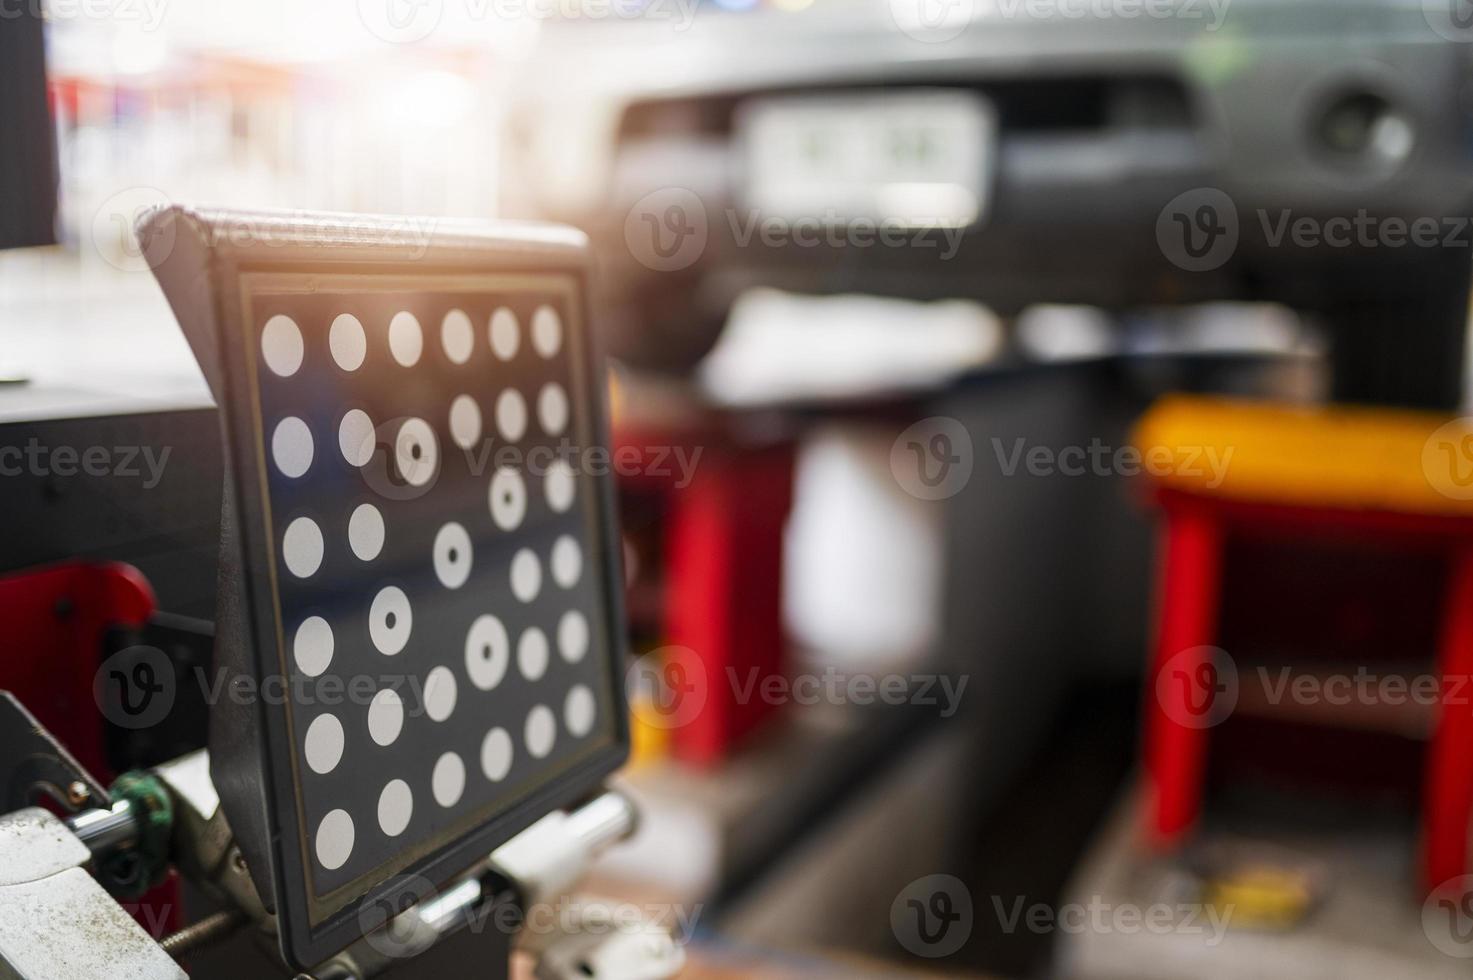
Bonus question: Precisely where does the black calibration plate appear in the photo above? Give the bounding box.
[143,208,627,969]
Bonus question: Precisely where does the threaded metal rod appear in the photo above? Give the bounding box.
[159,909,247,960]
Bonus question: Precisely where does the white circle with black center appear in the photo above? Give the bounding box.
[488,467,526,531]
[565,685,596,739]
[315,810,354,871]
[339,409,376,467]
[517,627,549,682]
[441,309,474,365]
[558,610,589,664]
[330,313,367,371]
[465,615,510,691]
[377,779,413,837]
[510,549,541,603]
[424,665,458,723]
[389,311,423,367]
[532,305,562,359]
[537,383,569,437]
[370,586,412,656]
[283,517,324,579]
[394,418,438,488]
[490,308,519,361]
[551,535,582,589]
[545,458,575,513]
[262,315,304,377]
[481,727,513,782]
[348,503,385,562]
[496,389,527,443]
[368,687,405,746]
[449,395,481,451]
[433,522,472,589]
[432,752,466,808]
[294,616,334,677]
[304,714,345,774]
[525,705,556,759]
[272,417,313,479]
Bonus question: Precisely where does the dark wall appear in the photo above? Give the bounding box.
[0,11,60,249]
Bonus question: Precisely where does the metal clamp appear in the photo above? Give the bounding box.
[0,807,185,980]
[305,791,683,980]
[0,702,673,980]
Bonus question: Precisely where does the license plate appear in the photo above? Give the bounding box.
[736,90,993,229]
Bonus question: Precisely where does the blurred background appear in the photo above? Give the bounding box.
[7,0,1473,976]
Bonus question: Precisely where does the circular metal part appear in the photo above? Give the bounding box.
[65,800,139,855]
[1312,87,1415,175]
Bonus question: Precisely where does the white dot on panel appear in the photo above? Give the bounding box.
[537,383,569,437]
[442,309,474,365]
[283,517,324,579]
[272,417,314,479]
[295,616,335,676]
[551,535,582,589]
[465,615,510,691]
[449,395,482,451]
[433,522,473,589]
[424,665,458,723]
[377,779,413,837]
[481,727,513,782]
[262,315,304,377]
[517,627,550,682]
[565,685,596,739]
[525,705,556,759]
[488,467,527,531]
[330,314,367,371]
[305,714,345,775]
[339,410,376,467]
[368,688,405,746]
[532,305,563,358]
[545,459,575,513]
[315,809,354,871]
[348,503,385,561]
[370,587,412,656]
[389,311,423,366]
[557,610,589,664]
[394,418,439,488]
[510,549,541,603]
[496,389,527,443]
[432,752,466,808]
[490,308,519,361]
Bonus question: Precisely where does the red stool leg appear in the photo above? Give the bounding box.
[1143,503,1224,846]
[1423,545,1473,893]
[665,446,794,766]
